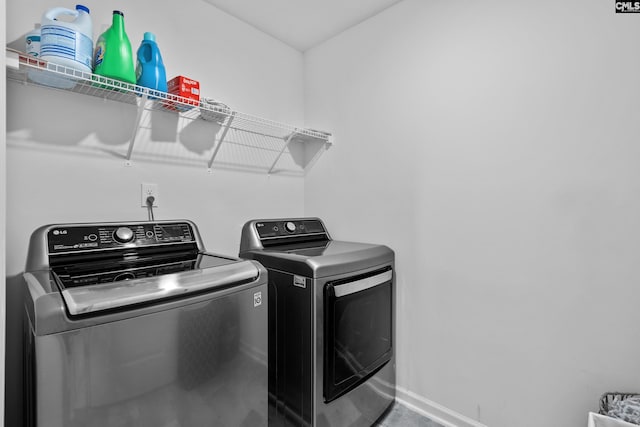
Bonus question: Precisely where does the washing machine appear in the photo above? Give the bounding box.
[23,220,268,427]
[239,217,395,427]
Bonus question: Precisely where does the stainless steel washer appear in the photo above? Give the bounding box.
[239,218,395,427]
[24,220,268,427]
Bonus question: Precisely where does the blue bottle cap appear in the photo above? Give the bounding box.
[143,32,156,42]
[76,4,89,13]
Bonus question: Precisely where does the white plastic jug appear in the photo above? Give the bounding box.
[25,24,41,57]
[40,4,93,72]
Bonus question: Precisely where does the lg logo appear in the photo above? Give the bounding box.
[615,1,640,12]
[254,291,262,307]
[52,229,68,235]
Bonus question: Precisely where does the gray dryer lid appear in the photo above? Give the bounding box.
[241,240,393,278]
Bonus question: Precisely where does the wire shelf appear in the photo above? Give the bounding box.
[6,48,333,174]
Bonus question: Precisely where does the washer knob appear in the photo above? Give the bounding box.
[285,221,296,233]
[113,227,134,243]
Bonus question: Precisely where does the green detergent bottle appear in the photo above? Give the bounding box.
[93,10,136,84]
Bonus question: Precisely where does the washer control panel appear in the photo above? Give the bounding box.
[255,219,326,239]
[47,222,195,253]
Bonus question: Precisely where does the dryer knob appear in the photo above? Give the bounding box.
[113,227,135,243]
[285,221,296,233]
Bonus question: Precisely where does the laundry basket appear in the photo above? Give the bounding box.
[599,392,640,425]
[600,393,640,414]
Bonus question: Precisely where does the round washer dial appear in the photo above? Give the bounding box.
[113,227,135,243]
[285,222,296,233]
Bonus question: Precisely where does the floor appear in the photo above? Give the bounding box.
[375,402,445,427]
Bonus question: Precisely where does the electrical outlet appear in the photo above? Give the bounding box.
[141,183,159,207]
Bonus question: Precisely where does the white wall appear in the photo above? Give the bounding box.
[6,0,306,273]
[304,1,640,426]
[5,0,305,424]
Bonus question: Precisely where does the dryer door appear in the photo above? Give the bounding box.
[323,267,393,403]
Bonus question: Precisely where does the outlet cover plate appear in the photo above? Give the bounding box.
[141,183,159,207]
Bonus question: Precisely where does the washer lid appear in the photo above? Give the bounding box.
[51,249,231,290]
[59,256,259,316]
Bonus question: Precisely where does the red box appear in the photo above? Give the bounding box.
[164,75,200,111]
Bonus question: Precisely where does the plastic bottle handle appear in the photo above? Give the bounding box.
[43,7,79,21]
[139,43,152,64]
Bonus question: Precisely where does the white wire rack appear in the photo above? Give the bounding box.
[6,48,333,174]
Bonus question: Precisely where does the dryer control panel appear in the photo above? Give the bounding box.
[240,218,331,253]
[47,222,195,254]
[255,219,326,239]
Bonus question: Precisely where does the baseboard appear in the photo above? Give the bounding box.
[395,386,488,427]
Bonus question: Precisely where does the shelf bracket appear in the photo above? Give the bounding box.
[207,112,236,172]
[268,131,297,175]
[302,141,329,175]
[124,90,149,166]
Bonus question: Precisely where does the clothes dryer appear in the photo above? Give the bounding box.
[239,218,395,427]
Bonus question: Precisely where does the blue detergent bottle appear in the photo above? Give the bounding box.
[135,32,167,96]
